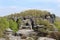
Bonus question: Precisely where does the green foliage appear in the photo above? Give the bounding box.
[9,19,18,32]
[19,10,50,17]
[35,18,50,27]
[54,17,60,31]
[0,18,9,37]
[17,19,22,27]
[54,21,60,31]
[6,9,50,18]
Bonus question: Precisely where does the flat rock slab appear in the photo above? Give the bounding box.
[38,37,56,40]
[0,38,5,40]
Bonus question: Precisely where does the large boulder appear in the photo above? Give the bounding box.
[16,29,34,36]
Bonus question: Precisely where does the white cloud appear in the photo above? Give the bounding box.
[0,6,54,13]
[6,0,60,3]
[57,0,60,2]
[0,6,59,17]
[25,0,60,3]
[0,0,60,16]
[6,0,56,3]
[0,6,30,16]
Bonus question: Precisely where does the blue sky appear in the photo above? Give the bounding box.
[0,0,60,17]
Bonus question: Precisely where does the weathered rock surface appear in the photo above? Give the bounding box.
[38,37,56,40]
